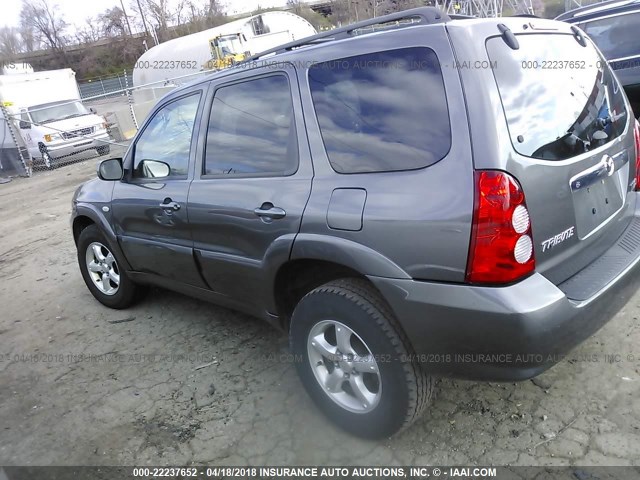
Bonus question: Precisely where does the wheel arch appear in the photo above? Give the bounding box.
[273,259,364,328]
[72,204,132,271]
[270,235,411,329]
[72,215,95,246]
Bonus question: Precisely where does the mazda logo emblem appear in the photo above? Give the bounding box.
[604,155,615,177]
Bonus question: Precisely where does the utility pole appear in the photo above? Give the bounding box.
[136,0,154,45]
[119,0,133,35]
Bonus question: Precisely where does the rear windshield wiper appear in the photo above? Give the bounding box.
[595,111,626,129]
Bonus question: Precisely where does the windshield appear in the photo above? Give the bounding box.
[487,33,628,161]
[215,35,242,56]
[29,100,90,124]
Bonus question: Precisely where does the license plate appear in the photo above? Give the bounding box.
[570,152,627,239]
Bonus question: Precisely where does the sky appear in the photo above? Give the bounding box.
[0,0,289,30]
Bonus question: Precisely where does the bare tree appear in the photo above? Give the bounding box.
[329,0,356,25]
[19,25,37,52]
[131,0,173,40]
[99,7,129,37]
[170,0,227,34]
[330,0,425,24]
[148,0,172,31]
[207,0,226,21]
[20,0,67,55]
[0,27,24,58]
[75,17,102,44]
[174,0,187,26]
[287,0,304,15]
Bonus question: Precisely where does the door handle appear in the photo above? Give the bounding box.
[159,199,181,211]
[254,203,286,219]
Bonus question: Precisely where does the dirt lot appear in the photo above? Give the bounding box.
[0,159,639,467]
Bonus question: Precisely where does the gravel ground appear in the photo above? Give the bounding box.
[0,159,639,467]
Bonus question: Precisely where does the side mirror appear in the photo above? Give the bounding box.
[98,158,124,181]
[19,121,30,129]
[89,107,97,114]
[139,159,170,178]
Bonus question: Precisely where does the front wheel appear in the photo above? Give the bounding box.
[77,224,143,309]
[42,151,52,168]
[290,278,433,438]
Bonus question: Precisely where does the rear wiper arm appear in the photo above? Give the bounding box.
[595,111,626,129]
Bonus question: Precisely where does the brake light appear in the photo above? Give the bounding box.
[466,170,535,284]
[634,120,640,191]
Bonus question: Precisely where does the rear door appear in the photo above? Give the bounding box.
[187,65,312,311]
[483,26,637,284]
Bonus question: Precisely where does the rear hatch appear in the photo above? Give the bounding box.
[482,23,637,286]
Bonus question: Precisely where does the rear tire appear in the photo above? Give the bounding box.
[290,278,433,438]
[77,224,143,309]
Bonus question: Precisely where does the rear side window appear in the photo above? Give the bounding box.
[487,34,628,161]
[204,75,297,176]
[308,47,451,174]
[579,12,640,60]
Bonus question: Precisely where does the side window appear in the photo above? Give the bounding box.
[133,93,201,179]
[309,47,451,174]
[580,13,640,60]
[204,75,297,176]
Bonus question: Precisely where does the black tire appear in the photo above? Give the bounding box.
[97,145,111,156]
[77,224,143,309]
[290,278,433,438]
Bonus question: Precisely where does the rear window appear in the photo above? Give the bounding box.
[487,34,628,161]
[579,12,640,60]
[308,47,451,174]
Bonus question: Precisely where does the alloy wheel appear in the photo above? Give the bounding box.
[307,319,382,413]
[85,242,120,295]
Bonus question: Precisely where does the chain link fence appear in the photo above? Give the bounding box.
[0,68,211,178]
[78,73,134,101]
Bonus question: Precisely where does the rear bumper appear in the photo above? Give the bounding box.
[369,213,640,382]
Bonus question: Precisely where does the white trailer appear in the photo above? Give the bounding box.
[132,11,316,100]
[0,69,111,168]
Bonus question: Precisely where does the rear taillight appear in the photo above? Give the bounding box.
[634,120,640,191]
[466,170,535,284]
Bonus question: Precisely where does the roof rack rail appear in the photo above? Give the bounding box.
[242,7,450,63]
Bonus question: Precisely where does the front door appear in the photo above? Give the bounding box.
[111,89,207,287]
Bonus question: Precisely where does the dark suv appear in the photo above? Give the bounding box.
[557,0,640,116]
[71,8,640,438]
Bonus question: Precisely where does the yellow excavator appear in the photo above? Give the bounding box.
[203,33,250,71]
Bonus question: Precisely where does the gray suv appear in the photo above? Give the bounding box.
[71,8,640,438]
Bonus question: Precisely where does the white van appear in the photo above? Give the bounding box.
[17,99,111,167]
[0,68,111,168]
